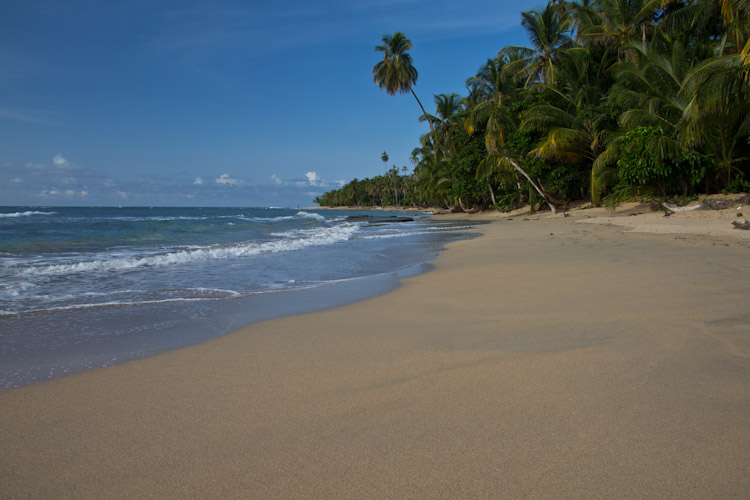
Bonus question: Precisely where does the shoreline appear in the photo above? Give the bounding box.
[0,210,480,391]
[2,202,750,498]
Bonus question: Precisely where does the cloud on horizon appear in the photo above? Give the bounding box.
[52,153,69,166]
[1,156,343,207]
[215,173,239,186]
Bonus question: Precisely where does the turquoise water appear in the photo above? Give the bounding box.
[0,206,481,389]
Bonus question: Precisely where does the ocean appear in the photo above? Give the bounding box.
[0,206,481,390]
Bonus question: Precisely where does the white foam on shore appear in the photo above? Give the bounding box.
[0,287,245,317]
[359,224,478,240]
[9,223,360,277]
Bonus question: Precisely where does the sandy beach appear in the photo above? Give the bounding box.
[2,201,749,499]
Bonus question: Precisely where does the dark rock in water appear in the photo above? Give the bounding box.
[346,215,414,224]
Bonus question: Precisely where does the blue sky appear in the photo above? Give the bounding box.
[1,0,533,207]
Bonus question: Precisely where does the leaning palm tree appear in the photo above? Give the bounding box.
[372,32,432,130]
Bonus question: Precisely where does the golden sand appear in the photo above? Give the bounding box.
[2,203,749,499]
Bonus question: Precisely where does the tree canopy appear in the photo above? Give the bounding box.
[318,1,750,211]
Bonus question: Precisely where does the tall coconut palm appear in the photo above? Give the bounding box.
[576,0,661,61]
[373,32,432,130]
[466,53,559,213]
[521,45,616,202]
[419,93,464,157]
[672,0,750,188]
[591,35,698,202]
[503,2,574,87]
[381,151,389,174]
[680,52,750,187]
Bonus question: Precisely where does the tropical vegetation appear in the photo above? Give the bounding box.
[316,0,750,211]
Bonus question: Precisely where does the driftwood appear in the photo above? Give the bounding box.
[648,201,675,217]
[731,219,750,230]
[701,195,749,210]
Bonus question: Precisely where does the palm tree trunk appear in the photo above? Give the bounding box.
[507,157,558,214]
[411,89,434,132]
[487,183,497,206]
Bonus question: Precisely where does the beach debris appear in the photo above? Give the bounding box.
[700,195,749,210]
[648,201,675,216]
[663,202,703,211]
[731,218,750,230]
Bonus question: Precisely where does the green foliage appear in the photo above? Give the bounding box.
[616,126,711,197]
[444,132,487,207]
[317,0,750,209]
[722,178,750,194]
[673,151,710,188]
[617,127,672,187]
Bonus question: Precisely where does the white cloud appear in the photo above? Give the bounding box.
[305,171,321,186]
[115,191,128,199]
[194,177,204,185]
[215,173,238,186]
[65,189,75,196]
[53,153,69,166]
[334,179,346,187]
[271,174,282,185]
[10,177,22,183]
[80,190,88,197]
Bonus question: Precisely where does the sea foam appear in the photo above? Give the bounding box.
[0,211,56,218]
[11,223,361,277]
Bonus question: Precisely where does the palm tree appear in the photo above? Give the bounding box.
[576,0,660,61]
[373,32,433,130]
[674,0,750,188]
[521,45,616,203]
[419,93,464,157]
[503,2,574,87]
[381,151,389,174]
[466,54,559,213]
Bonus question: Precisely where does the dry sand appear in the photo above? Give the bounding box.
[2,203,750,499]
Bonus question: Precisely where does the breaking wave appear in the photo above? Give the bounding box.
[10,223,360,277]
[0,211,56,218]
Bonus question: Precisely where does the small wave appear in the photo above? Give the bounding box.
[0,287,244,317]
[296,211,326,222]
[0,297,222,317]
[241,215,296,222]
[359,225,476,240]
[0,211,56,218]
[12,224,360,277]
[0,281,36,297]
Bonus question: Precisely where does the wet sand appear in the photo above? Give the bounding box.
[2,204,749,499]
